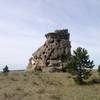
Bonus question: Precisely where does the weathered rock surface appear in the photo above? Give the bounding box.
[27,29,71,72]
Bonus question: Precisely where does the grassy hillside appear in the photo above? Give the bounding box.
[0,71,100,100]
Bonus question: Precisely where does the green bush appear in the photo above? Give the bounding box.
[98,65,100,76]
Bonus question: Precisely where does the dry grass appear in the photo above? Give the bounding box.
[0,71,100,100]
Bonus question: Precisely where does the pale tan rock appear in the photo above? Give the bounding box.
[27,29,71,71]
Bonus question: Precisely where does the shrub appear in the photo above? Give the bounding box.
[3,65,9,73]
[98,65,100,76]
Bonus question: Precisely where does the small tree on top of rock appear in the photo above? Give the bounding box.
[67,47,94,84]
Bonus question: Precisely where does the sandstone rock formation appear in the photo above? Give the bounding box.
[27,29,71,72]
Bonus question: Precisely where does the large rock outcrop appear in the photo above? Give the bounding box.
[27,29,71,72]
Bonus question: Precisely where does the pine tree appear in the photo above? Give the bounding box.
[68,47,94,84]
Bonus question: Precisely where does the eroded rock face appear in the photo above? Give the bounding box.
[27,29,71,72]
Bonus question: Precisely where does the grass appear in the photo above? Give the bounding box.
[0,71,100,100]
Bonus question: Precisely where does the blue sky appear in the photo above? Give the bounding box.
[0,0,100,70]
